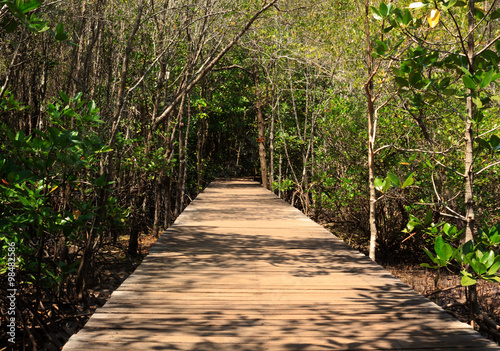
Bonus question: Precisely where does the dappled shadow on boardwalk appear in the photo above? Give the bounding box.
[140,227,386,278]
[63,181,499,351]
[68,229,493,350]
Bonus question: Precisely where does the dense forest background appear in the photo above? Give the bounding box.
[1,0,500,349]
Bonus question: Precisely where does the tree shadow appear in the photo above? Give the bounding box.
[62,180,500,350]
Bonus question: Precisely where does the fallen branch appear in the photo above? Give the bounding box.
[425,284,463,297]
[478,312,500,332]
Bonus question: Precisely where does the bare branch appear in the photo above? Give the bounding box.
[152,0,279,130]
[212,64,253,75]
[476,160,500,175]
[434,158,466,178]
[478,124,500,138]
[439,211,466,221]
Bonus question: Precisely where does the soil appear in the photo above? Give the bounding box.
[385,263,500,343]
[3,233,158,351]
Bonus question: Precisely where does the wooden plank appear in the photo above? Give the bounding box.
[63,180,500,351]
[63,333,498,350]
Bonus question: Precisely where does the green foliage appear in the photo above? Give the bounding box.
[0,92,116,287]
[406,214,500,286]
[375,171,414,192]
[0,0,49,33]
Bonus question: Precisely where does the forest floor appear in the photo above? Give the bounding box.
[385,264,500,337]
[31,230,500,350]
[27,233,158,351]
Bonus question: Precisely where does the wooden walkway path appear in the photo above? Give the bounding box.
[63,180,500,350]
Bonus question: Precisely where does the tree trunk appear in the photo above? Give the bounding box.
[175,97,186,218]
[254,65,269,189]
[465,0,476,245]
[270,95,276,191]
[197,114,207,193]
[465,0,480,320]
[364,0,378,261]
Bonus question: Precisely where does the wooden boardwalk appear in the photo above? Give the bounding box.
[63,180,500,350]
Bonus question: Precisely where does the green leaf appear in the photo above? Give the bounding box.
[424,209,433,227]
[491,8,500,20]
[395,76,409,87]
[379,3,388,17]
[462,241,474,256]
[485,260,500,277]
[406,215,423,232]
[435,236,453,261]
[374,178,385,192]
[442,88,457,96]
[375,40,388,56]
[402,172,415,188]
[474,111,484,123]
[378,178,389,192]
[59,91,70,104]
[463,75,476,90]
[490,135,500,148]
[473,97,483,109]
[479,69,494,89]
[386,172,400,187]
[476,137,491,150]
[20,0,41,13]
[423,247,438,264]
[483,275,500,283]
[409,71,423,87]
[383,25,394,33]
[371,6,383,20]
[386,3,394,15]
[481,250,496,268]
[55,22,68,41]
[73,92,83,103]
[441,0,457,10]
[471,259,487,275]
[460,271,477,286]
[421,263,440,269]
[474,7,485,20]
[478,50,498,63]
[438,77,451,89]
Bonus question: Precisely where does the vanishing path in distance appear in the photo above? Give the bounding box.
[63,180,500,350]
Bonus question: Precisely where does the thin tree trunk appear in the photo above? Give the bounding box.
[270,94,277,191]
[174,96,186,218]
[254,64,269,189]
[67,0,87,98]
[364,0,378,261]
[165,175,172,229]
[465,0,476,246]
[465,0,480,320]
[153,174,163,237]
[197,115,207,192]
[108,0,146,150]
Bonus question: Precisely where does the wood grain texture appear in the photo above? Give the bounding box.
[63,180,500,350]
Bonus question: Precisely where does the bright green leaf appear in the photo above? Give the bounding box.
[402,172,414,188]
[460,271,477,286]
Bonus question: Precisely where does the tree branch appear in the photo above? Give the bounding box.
[476,160,500,175]
[152,0,279,130]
